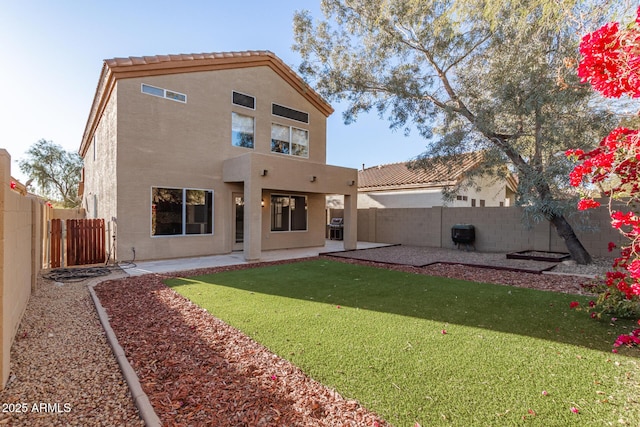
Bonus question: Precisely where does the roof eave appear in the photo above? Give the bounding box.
[358,180,458,192]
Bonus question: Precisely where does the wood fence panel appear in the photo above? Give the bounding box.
[50,219,62,268]
[66,219,105,266]
[50,218,105,267]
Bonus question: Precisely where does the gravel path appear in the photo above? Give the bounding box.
[0,247,612,426]
[0,274,142,426]
[327,245,612,277]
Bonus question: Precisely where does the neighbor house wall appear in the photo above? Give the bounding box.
[357,175,512,209]
[0,150,49,389]
[359,205,618,259]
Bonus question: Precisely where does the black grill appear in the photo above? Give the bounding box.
[451,224,475,249]
[328,218,344,240]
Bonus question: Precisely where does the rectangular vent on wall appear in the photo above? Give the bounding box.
[272,103,309,123]
[232,91,255,109]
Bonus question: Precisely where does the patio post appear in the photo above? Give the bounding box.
[243,180,262,261]
[343,193,357,250]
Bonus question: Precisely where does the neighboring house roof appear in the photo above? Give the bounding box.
[359,152,487,192]
[79,50,333,157]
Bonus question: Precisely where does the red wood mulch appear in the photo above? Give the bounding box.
[95,259,389,427]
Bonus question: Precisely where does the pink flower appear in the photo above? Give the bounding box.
[569,301,580,309]
[271,375,277,381]
[628,259,640,279]
[541,390,548,396]
[588,300,596,307]
[577,198,601,210]
[570,407,579,414]
[612,348,618,353]
[336,305,341,309]
[441,329,447,335]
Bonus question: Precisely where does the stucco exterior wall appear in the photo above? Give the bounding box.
[357,175,512,209]
[0,150,48,389]
[82,63,354,261]
[82,90,118,258]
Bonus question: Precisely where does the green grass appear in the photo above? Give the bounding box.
[167,259,639,426]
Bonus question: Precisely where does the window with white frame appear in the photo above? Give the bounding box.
[232,112,255,148]
[270,194,307,231]
[271,124,308,157]
[151,187,213,236]
[141,83,187,103]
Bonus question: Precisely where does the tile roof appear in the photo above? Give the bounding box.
[104,51,271,68]
[358,152,484,191]
[80,50,332,157]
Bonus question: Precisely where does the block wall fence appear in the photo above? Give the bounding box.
[331,205,618,259]
[0,149,51,389]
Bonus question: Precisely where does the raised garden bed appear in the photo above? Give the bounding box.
[506,250,571,262]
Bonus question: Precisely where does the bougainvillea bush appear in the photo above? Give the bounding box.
[567,7,640,351]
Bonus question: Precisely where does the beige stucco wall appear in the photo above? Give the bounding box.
[0,150,48,389]
[83,64,356,261]
[356,175,512,209]
[360,205,618,259]
[83,89,118,259]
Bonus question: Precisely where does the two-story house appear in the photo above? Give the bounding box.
[79,51,357,262]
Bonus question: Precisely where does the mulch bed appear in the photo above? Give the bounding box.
[95,256,595,426]
[95,258,390,427]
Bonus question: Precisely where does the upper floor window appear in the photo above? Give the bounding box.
[272,103,309,123]
[232,112,254,149]
[141,83,186,103]
[271,124,308,157]
[232,91,255,109]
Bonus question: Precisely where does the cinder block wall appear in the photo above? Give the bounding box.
[359,205,618,259]
[53,208,86,220]
[0,150,48,389]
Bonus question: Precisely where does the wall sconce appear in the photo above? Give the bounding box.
[260,169,268,176]
[347,180,355,186]
[261,199,265,207]
[309,175,317,182]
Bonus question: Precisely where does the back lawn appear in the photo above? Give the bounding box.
[167,259,639,426]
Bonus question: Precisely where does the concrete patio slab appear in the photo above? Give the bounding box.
[125,240,390,276]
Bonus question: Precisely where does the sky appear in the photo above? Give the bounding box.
[0,0,426,184]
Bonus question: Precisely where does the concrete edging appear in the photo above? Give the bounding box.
[88,277,162,427]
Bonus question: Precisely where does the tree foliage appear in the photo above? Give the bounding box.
[293,0,630,264]
[19,139,83,208]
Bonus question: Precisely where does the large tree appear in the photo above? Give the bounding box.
[19,139,83,208]
[293,0,628,264]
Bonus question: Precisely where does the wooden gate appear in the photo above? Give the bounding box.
[49,219,106,268]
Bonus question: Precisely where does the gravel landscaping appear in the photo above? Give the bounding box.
[0,247,614,426]
[0,274,142,426]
